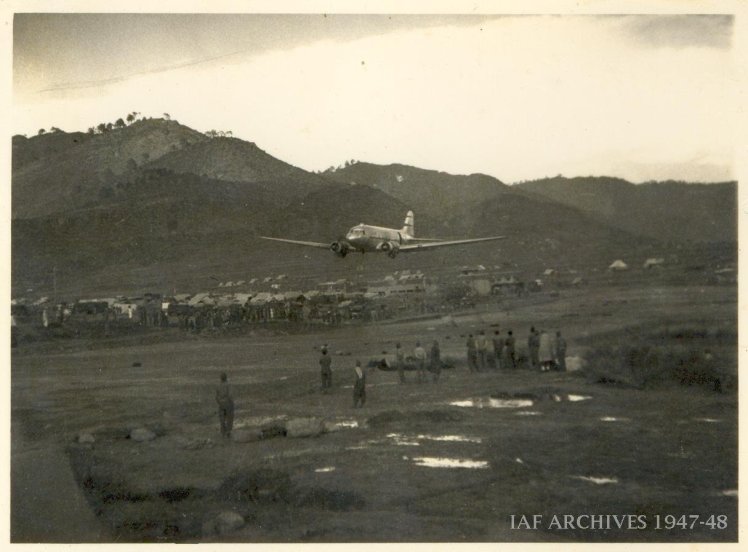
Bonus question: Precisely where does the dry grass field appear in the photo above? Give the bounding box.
[11,283,737,542]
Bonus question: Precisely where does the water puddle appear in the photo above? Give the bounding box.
[515,411,542,416]
[409,456,489,469]
[694,418,721,423]
[386,433,421,446]
[324,419,360,433]
[315,466,336,473]
[450,398,533,409]
[567,394,593,402]
[572,475,618,485]
[342,382,398,389]
[599,416,630,422]
[416,434,482,443]
[721,489,738,497]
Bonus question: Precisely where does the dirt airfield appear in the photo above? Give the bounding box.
[11,283,737,542]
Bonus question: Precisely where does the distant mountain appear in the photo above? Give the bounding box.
[13,119,208,219]
[11,119,735,297]
[516,176,737,243]
[146,137,330,201]
[323,162,509,225]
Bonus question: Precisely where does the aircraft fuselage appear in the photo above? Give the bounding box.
[345,224,404,253]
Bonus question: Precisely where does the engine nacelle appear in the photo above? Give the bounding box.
[330,241,350,257]
[379,241,400,258]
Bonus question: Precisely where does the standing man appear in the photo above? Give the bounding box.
[395,342,406,384]
[505,330,516,370]
[430,339,442,383]
[414,341,427,383]
[555,331,567,372]
[353,361,366,408]
[319,348,332,393]
[466,334,478,373]
[476,330,488,371]
[538,330,554,372]
[528,327,540,371]
[216,372,235,438]
[492,330,503,370]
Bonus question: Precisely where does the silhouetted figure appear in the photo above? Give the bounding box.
[320,348,332,392]
[492,330,503,369]
[395,342,406,384]
[505,331,516,369]
[430,339,441,383]
[353,361,366,408]
[555,331,567,372]
[216,372,234,438]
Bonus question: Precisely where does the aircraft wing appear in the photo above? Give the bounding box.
[260,236,332,249]
[400,236,506,252]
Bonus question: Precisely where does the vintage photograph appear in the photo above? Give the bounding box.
[9,10,739,543]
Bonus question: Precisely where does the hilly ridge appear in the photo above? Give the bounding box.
[11,119,736,296]
[517,176,736,243]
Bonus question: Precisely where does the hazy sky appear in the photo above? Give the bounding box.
[13,13,736,183]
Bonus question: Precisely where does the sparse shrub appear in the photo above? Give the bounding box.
[584,338,729,391]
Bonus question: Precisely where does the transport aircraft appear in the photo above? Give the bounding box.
[261,211,504,258]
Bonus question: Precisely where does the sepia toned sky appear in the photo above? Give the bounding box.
[13,13,737,183]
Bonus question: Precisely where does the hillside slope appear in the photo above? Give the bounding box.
[516,176,736,243]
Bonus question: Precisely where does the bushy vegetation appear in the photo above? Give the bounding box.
[583,327,735,391]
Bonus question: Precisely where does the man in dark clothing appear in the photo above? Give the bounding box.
[353,361,366,408]
[505,330,516,369]
[555,331,567,372]
[492,330,503,370]
[414,341,427,383]
[430,339,441,383]
[320,349,333,392]
[216,372,234,438]
[528,327,540,370]
[395,342,406,384]
[466,334,478,373]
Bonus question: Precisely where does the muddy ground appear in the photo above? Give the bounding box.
[11,283,737,542]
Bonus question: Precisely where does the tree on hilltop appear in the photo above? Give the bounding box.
[115,118,125,128]
[163,113,171,121]
[126,113,135,124]
[37,128,46,135]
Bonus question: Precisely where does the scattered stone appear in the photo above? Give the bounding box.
[129,427,157,442]
[232,429,262,443]
[215,511,245,534]
[565,356,586,372]
[78,433,95,444]
[182,438,215,450]
[285,417,324,438]
[258,425,286,439]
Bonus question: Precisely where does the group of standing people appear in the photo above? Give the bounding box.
[465,327,567,372]
[466,329,516,371]
[216,326,570,436]
[395,340,442,384]
[527,327,567,371]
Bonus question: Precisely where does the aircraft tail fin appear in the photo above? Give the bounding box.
[401,210,414,238]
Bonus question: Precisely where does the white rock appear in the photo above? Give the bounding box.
[285,417,324,438]
[130,427,156,442]
[565,356,587,372]
[215,511,245,534]
[78,433,95,444]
